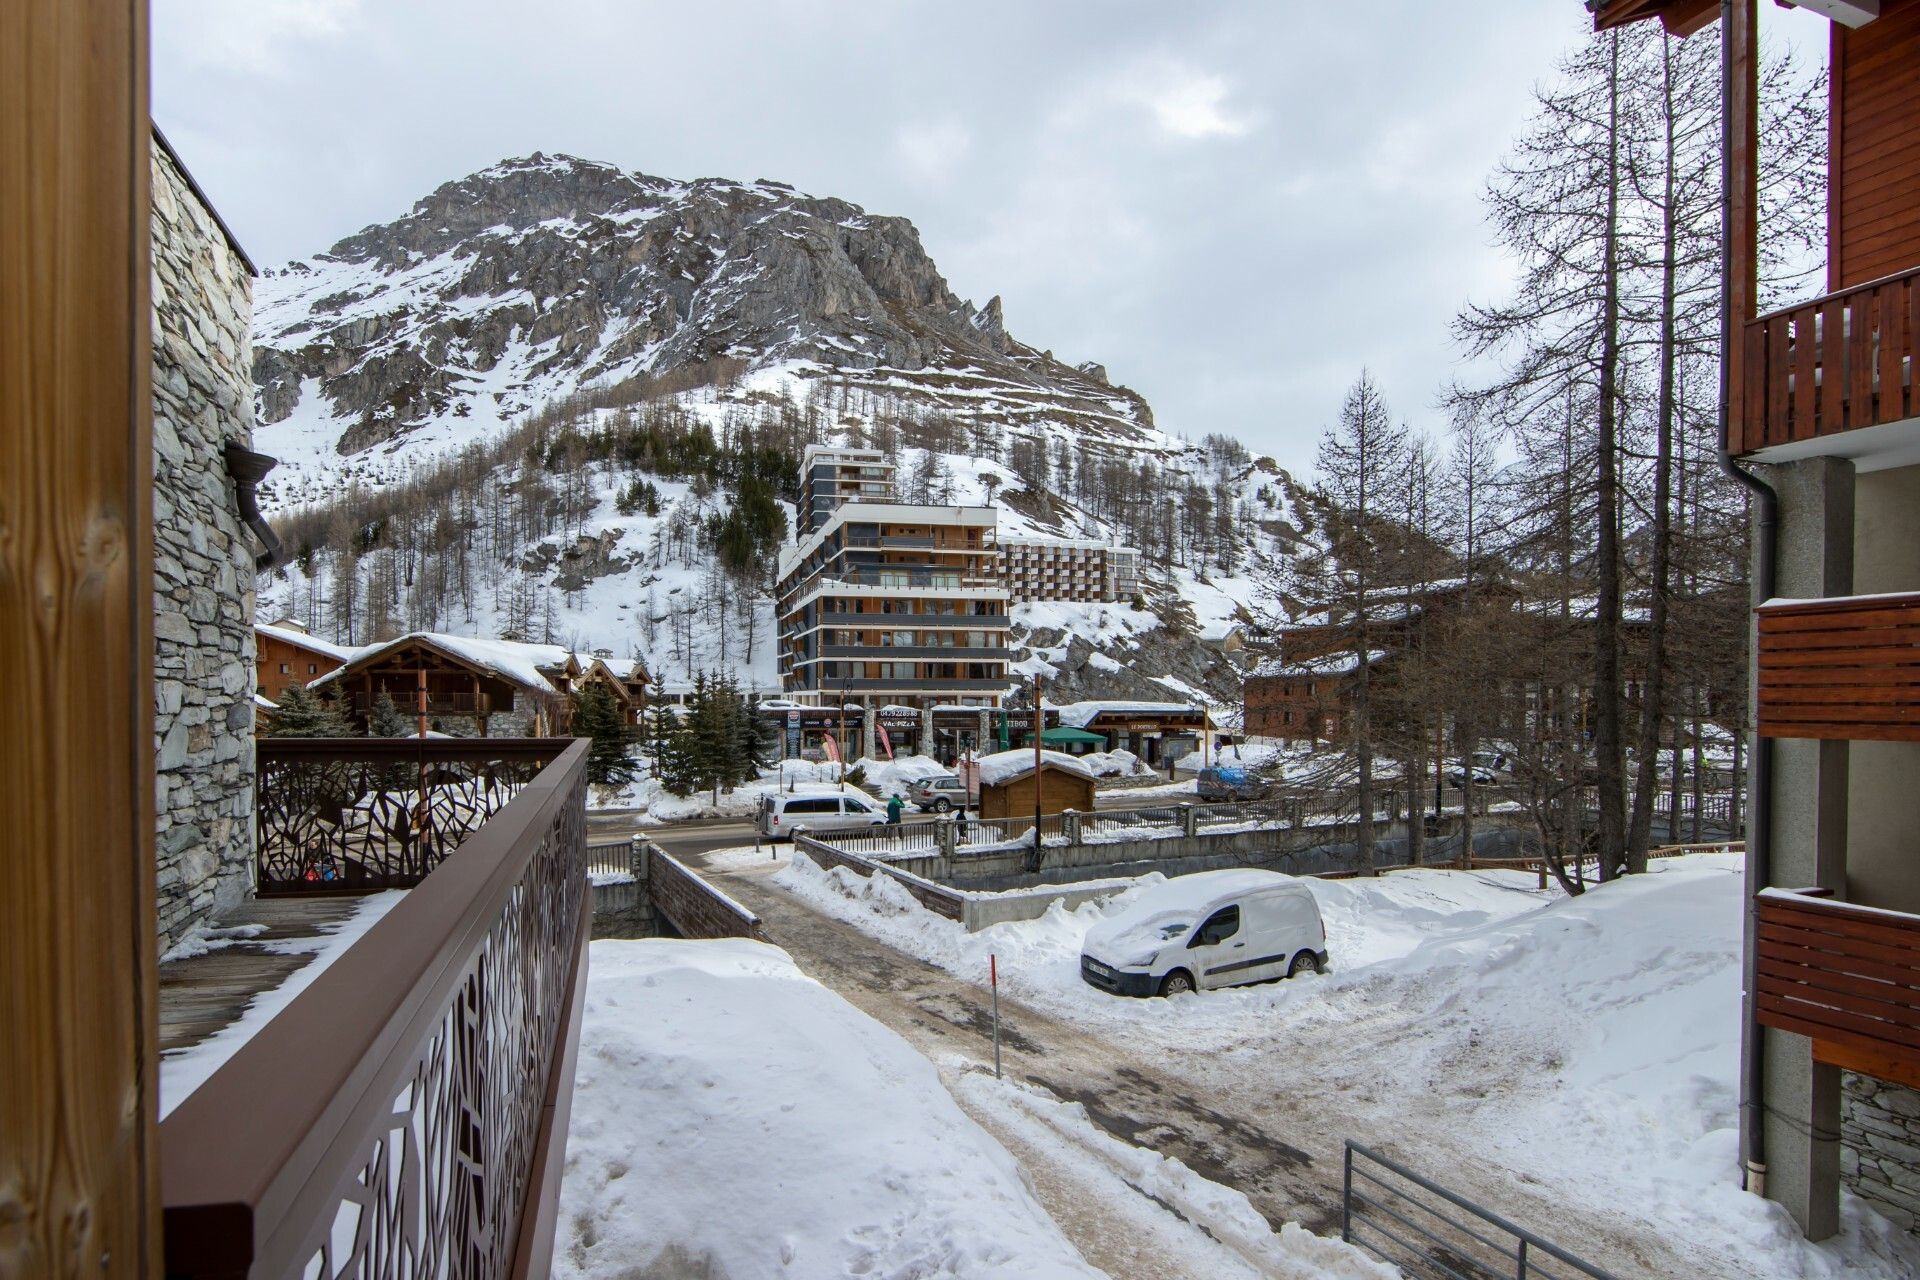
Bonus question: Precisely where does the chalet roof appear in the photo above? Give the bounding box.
[975,748,1097,787]
[1053,700,1210,729]
[1588,0,1719,37]
[312,632,575,694]
[255,621,360,664]
[1250,650,1391,680]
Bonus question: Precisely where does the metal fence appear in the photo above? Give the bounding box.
[586,837,635,880]
[1343,1142,1619,1280]
[163,739,591,1279]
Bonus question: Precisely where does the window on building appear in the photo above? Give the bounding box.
[308,663,317,674]
[278,663,290,674]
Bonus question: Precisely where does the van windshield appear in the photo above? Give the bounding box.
[1157,922,1190,940]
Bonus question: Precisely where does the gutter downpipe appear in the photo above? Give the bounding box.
[1717,0,1776,1200]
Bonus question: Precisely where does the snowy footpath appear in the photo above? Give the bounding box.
[770,851,1920,1280]
[553,938,1394,1279]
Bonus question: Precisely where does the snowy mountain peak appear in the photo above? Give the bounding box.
[252,153,1172,507]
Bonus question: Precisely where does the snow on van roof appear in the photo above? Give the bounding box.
[1102,869,1297,922]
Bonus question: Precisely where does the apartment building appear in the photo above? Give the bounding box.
[775,499,1012,756]
[1600,0,1920,1241]
[801,443,896,533]
[999,537,1142,604]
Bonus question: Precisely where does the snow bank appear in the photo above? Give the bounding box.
[1079,748,1150,777]
[554,939,1102,1279]
[860,752,951,797]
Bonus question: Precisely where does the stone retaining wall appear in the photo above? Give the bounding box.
[650,849,766,941]
[151,138,257,956]
[1843,1072,1920,1230]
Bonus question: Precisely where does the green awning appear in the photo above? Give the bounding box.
[1037,726,1109,746]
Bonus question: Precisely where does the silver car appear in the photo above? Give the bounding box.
[906,775,968,813]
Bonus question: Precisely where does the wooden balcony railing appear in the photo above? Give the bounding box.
[1756,887,1920,1087]
[1737,265,1920,456]
[162,738,590,1278]
[1756,593,1920,741]
[255,738,571,893]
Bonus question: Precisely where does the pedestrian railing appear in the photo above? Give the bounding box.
[1342,1141,1620,1280]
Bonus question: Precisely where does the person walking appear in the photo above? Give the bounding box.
[886,793,904,829]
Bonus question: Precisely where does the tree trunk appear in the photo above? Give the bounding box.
[1592,32,1630,882]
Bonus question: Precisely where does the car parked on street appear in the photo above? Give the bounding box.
[1080,869,1327,998]
[757,791,888,840]
[1195,764,1270,802]
[906,774,969,813]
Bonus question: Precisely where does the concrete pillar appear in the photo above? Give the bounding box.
[1756,456,1854,1240]
[920,703,934,760]
[1179,803,1197,838]
[1061,808,1082,846]
[978,708,991,753]
[860,698,876,762]
[938,815,956,857]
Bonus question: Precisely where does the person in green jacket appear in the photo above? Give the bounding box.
[886,794,904,828]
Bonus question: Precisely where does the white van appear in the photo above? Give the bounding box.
[758,791,888,840]
[1080,869,1328,998]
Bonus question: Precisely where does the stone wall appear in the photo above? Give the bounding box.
[648,850,766,941]
[151,140,258,956]
[1842,1073,1920,1231]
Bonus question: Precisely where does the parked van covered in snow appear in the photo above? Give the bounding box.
[1080,870,1327,997]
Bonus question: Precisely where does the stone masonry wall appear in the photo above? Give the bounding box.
[152,141,257,956]
[1842,1072,1920,1231]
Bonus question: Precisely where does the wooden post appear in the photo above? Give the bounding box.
[1726,0,1759,437]
[1031,673,1044,851]
[1,0,159,1270]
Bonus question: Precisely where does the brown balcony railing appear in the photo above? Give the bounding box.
[255,738,571,893]
[1756,593,1920,741]
[1755,887,1920,1082]
[162,737,589,1279]
[1737,266,1920,455]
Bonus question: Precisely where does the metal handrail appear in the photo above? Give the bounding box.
[1342,1142,1620,1280]
[163,739,590,1278]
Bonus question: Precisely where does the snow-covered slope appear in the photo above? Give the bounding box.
[252,154,1329,704]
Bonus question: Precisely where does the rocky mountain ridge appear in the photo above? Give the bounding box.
[252,153,1174,508]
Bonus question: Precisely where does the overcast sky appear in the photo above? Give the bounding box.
[152,1,1826,474]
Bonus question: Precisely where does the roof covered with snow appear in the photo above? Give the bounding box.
[974,748,1098,787]
[255,621,361,663]
[312,631,575,693]
[1053,700,1210,729]
[1250,650,1390,679]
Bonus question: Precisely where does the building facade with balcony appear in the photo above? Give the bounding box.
[999,537,1141,604]
[775,501,1012,757]
[1599,0,1920,1240]
[801,443,897,533]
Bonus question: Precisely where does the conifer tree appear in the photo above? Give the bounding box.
[264,684,351,738]
[369,691,411,738]
[573,683,636,785]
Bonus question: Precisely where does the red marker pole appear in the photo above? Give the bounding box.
[990,954,1001,1080]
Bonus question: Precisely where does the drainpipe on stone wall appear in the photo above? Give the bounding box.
[224,443,286,570]
[1719,0,1776,1200]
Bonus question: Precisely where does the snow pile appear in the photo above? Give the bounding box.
[861,752,952,797]
[975,748,1096,786]
[1078,748,1150,777]
[553,939,1103,1279]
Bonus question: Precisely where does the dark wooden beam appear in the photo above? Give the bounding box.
[0,0,158,1271]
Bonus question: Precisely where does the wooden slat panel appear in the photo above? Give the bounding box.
[1794,306,1817,437]
[0,0,157,1273]
[1768,306,1791,445]
[1850,287,1878,427]
[1813,1039,1920,1093]
[1893,275,1915,425]
[1756,891,1920,1068]
[1821,296,1848,435]
[1739,319,1768,455]
[1758,594,1920,741]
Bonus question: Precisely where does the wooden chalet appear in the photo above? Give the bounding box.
[572,656,650,727]
[975,749,1098,825]
[254,619,356,705]
[1596,0,1920,1242]
[313,633,580,736]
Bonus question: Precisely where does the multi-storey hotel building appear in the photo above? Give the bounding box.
[775,491,1012,757]
[999,537,1141,604]
[800,443,897,533]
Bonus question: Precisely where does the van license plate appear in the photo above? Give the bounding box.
[1085,959,1113,978]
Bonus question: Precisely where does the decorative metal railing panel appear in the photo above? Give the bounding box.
[162,739,590,1280]
[256,739,566,893]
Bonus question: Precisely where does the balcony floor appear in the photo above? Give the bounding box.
[158,897,372,1054]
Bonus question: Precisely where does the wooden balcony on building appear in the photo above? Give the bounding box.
[1756,592,1920,740]
[161,738,589,1277]
[1756,887,1920,1089]
[1735,266,1920,456]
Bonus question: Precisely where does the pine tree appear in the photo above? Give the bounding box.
[265,685,351,738]
[573,683,636,785]
[646,690,693,796]
[369,691,411,738]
